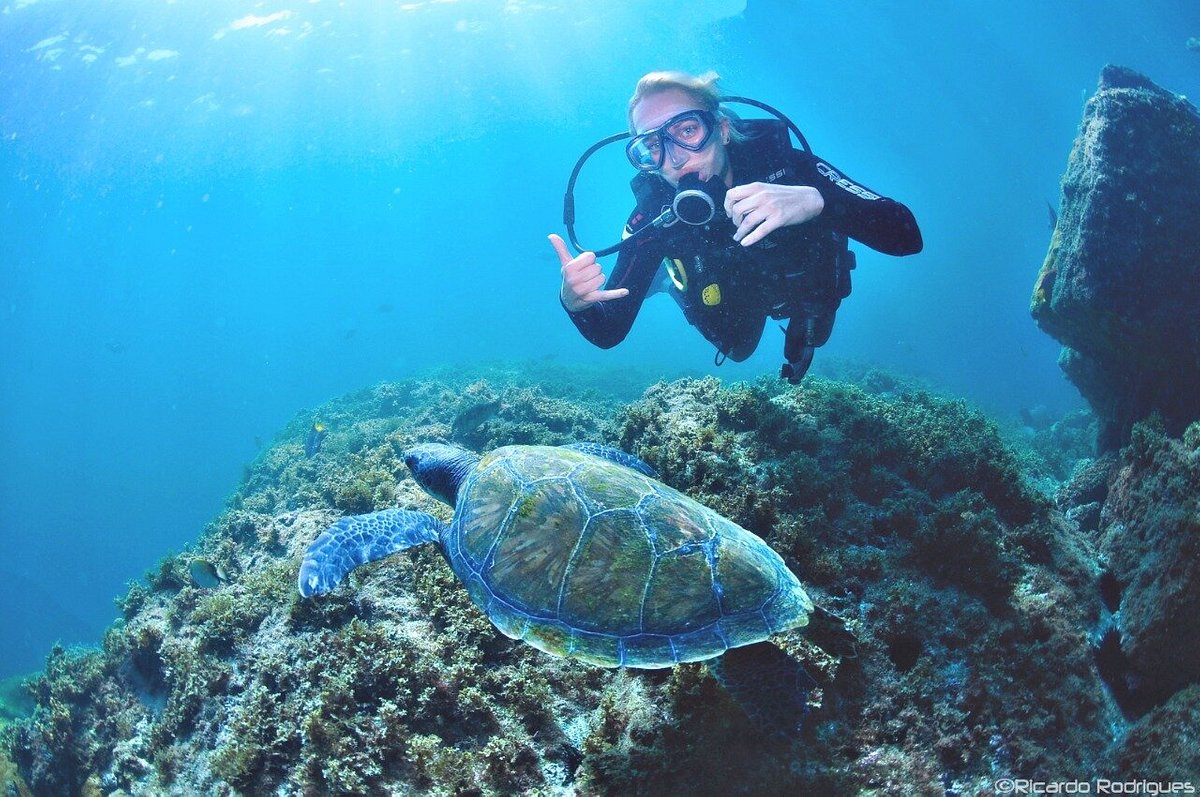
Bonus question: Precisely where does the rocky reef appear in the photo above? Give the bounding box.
[1031,65,1200,450]
[1050,415,1200,783]
[8,357,1198,795]
[1070,418,1200,736]
[1024,64,1200,784]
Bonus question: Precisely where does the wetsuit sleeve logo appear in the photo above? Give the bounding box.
[816,161,881,200]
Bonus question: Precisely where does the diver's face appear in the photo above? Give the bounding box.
[631,88,730,188]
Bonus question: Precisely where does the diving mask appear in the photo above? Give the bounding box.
[626,109,718,172]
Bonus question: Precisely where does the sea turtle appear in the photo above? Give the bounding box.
[298,442,815,729]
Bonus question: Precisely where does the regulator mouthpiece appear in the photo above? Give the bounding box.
[672,173,725,226]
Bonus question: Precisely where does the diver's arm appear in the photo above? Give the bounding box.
[557,236,664,349]
[798,153,923,256]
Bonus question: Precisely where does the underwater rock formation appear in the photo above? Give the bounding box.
[1112,685,1200,779]
[1094,420,1200,716]
[4,363,1197,794]
[1032,65,1200,450]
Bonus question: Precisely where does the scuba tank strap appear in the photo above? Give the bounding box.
[728,118,802,186]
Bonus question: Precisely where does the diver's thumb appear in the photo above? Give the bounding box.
[548,233,571,266]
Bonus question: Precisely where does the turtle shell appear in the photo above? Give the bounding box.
[443,445,812,668]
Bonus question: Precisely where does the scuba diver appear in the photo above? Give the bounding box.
[549,70,923,383]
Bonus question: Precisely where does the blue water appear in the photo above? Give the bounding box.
[1,0,1196,681]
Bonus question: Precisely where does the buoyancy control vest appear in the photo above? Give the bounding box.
[626,119,855,363]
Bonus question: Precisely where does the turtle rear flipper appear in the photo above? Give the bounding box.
[298,509,447,597]
[709,642,815,738]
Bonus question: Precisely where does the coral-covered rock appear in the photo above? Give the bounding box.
[1031,65,1200,449]
[1056,452,1120,535]
[2,366,1172,795]
[1057,453,1117,512]
[1111,684,1200,779]
[1097,421,1200,714]
[613,377,1117,785]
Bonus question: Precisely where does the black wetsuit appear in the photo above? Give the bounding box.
[565,119,922,379]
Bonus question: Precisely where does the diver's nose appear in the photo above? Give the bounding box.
[664,139,688,168]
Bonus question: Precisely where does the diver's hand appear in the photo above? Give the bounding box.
[724,183,825,247]
[549,233,629,313]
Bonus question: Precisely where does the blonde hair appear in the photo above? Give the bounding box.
[627,70,746,143]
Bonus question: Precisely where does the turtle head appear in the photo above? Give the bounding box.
[404,443,480,506]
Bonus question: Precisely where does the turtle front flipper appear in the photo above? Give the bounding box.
[709,642,816,738]
[563,442,657,477]
[298,509,446,597]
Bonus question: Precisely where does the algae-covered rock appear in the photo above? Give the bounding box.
[4,364,1186,795]
[607,377,1113,789]
[1112,684,1200,778]
[1032,65,1200,449]
[1095,419,1200,715]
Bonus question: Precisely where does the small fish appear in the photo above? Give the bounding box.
[1019,405,1052,432]
[1046,201,1058,232]
[305,421,328,457]
[0,675,35,722]
[189,557,228,589]
[451,399,501,441]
